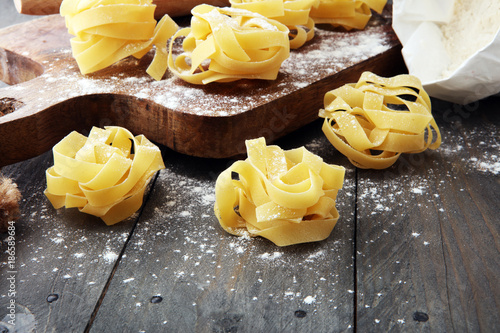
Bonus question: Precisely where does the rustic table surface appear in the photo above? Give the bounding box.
[1,2,499,332]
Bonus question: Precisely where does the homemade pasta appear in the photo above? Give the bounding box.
[167,5,290,84]
[230,0,320,49]
[319,72,442,169]
[310,0,387,30]
[60,0,178,80]
[44,126,165,225]
[214,137,345,246]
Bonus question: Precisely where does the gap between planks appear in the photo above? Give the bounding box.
[83,171,162,332]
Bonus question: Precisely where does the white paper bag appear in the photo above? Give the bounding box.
[392,0,500,104]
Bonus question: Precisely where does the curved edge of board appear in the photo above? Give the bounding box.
[0,45,405,167]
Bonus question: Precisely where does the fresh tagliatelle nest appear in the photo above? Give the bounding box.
[228,0,388,48]
[229,0,319,49]
[44,126,165,225]
[167,5,291,84]
[60,0,178,80]
[319,72,442,169]
[214,137,345,246]
[310,0,387,30]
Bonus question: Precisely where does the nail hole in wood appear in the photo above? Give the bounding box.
[294,310,307,318]
[47,293,59,303]
[150,295,163,304]
[413,311,429,322]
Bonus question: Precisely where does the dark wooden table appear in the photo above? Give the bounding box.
[1,2,499,332]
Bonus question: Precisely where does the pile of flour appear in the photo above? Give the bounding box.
[440,0,500,78]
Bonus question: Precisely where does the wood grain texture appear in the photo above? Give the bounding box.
[1,98,499,332]
[88,124,358,332]
[354,97,500,332]
[0,8,405,166]
[14,0,62,16]
[14,0,230,18]
[0,152,142,332]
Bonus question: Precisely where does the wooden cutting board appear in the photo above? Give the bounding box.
[0,6,404,166]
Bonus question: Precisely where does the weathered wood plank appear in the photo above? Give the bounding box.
[0,152,140,332]
[0,84,498,333]
[355,96,500,332]
[88,123,358,332]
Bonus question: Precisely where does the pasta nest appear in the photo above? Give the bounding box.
[319,71,442,169]
[230,0,320,49]
[214,137,345,246]
[167,5,291,84]
[60,0,178,80]
[310,0,387,30]
[44,126,165,225]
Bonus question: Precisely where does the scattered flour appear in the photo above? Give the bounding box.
[477,161,500,175]
[259,252,283,260]
[102,251,119,263]
[51,237,64,244]
[411,187,424,194]
[303,295,317,304]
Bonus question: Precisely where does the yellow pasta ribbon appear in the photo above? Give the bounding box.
[168,5,290,84]
[319,72,442,169]
[214,137,345,246]
[230,0,320,49]
[44,126,165,225]
[60,0,178,80]
[310,0,387,30]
